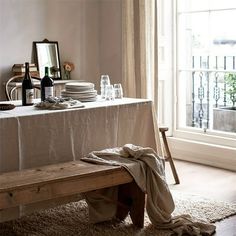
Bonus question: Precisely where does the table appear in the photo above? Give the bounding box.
[0,97,160,221]
[0,98,160,173]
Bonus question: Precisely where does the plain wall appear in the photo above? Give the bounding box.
[0,0,122,100]
[100,0,122,84]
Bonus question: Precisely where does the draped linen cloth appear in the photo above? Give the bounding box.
[82,144,216,236]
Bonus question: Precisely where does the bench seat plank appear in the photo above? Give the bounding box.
[0,161,133,210]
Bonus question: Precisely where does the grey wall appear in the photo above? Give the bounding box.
[0,0,122,100]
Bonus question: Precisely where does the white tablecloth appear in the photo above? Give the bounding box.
[0,98,159,173]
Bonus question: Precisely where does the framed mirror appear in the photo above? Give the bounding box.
[33,39,62,80]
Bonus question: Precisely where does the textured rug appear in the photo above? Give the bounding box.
[0,191,235,236]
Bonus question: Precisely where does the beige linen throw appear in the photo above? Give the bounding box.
[81,144,216,235]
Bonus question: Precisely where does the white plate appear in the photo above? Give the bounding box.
[61,93,97,99]
[61,89,97,95]
[66,82,94,87]
[78,97,97,102]
[65,82,94,91]
[61,95,97,102]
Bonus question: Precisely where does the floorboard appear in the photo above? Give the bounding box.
[166,160,236,236]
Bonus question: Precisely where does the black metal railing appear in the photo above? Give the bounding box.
[187,55,236,130]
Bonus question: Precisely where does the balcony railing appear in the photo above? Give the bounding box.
[181,55,236,133]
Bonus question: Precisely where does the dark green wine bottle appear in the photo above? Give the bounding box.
[41,67,54,101]
[22,62,34,106]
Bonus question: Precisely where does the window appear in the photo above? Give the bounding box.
[158,0,236,170]
[176,0,236,140]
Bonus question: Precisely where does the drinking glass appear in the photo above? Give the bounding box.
[114,83,123,99]
[100,75,110,99]
[105,84,115,100]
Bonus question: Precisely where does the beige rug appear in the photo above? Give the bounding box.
[0,191,235,236]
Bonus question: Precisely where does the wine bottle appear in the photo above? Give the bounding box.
[41,67,54,101]
[22,62,34,106]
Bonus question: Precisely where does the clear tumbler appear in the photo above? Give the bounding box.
[114,83,123,99]
[100,75,110,99]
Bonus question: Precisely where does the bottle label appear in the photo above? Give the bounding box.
[45,87,54,98]
[26,89,34,104]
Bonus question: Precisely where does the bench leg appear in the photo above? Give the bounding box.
[116,181,145,228]
[159,127,180,184]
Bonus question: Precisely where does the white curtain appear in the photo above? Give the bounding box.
[121,0,158,109]
[121,0,162,154]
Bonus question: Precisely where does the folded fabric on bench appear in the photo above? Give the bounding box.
[81,144,216,236]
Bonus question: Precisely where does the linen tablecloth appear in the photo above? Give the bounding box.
[0,97,160,221]
[0,98,160,172]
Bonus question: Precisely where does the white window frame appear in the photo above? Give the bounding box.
[158,0,236,171]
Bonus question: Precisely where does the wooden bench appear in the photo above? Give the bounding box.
[0,160,145,227]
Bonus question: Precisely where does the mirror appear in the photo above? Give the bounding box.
[33,39,61,80]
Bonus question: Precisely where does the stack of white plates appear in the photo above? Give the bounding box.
[61,82,97,102]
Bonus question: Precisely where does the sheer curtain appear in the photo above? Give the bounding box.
[121,0,158,108]
[121,0,162,154]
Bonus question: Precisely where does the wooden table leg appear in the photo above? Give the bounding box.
[116,181,145,228]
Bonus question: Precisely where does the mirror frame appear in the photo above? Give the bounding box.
[33,39,62,80]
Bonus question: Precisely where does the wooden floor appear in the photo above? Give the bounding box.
[165,160,236,236]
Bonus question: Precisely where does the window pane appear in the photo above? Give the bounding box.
[178,0,210,12]
[211,10,236,52]
[210,0,236,10]
[177,2,236,133]
[178,0,236,12]
[178,9,236,64]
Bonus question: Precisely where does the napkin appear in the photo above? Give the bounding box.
[34,97,84,110]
